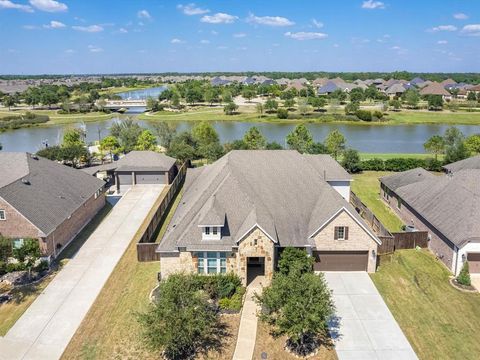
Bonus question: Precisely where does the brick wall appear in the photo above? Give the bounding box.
[160,251,196,278]
[0,196,44,239]
[313,210,378,272]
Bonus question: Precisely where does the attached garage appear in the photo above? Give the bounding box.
[117,172,134,185]
[135,171,166,184]
[313,251,368,271]
[467,253,480,274]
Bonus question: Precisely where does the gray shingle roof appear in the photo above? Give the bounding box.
[380,168,435,192]
[303,154,352,181]
[443,155,480,173]
[393,170,480,247]
[158,150,377,252]
[0,152,105,236]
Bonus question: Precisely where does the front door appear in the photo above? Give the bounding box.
[247,257,265,285]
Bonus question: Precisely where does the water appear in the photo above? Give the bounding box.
[117,86,167,100]
[1,118,479,153]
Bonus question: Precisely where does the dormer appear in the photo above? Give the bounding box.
[198,195,225,241]
[200,225,223,240]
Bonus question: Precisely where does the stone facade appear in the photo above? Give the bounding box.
[160,252,196,278]
[313,210,378,272]
[381,184,456,272]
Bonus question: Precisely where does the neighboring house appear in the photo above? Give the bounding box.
[419,82,452,99]
[318,81,341,95]
[385,83,407,97]
[409,77,425,87]
[157,150,380,285]
[83,151,177,192]
[380,168,480,275]
[0,152,106,259]
[443,155,480,173]
[210,76,231,86]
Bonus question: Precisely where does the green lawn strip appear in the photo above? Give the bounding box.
[0,203,112,336]
[351,171,404,232]
[359,153,442,161]
[371,249,480,360]
[387,111,480,125]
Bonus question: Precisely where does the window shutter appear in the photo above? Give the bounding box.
[345,227,349,240]
[334,227,339,240]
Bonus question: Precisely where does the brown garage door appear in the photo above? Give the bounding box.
[467,253,480,274]
[313,251,368,271]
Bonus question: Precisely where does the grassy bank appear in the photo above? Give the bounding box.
[371,249,480,360]
[0,109,117,125]
[351,171,404,232]
[358,153,439,160]
[387,110,480,125]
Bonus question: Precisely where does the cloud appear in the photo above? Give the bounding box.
[461,24,480,36]
[361,1,385,10]
[312,19,323,28]
[64,49,75,53]
[453,13,468,20]
[137,9,151,19]
[0,0,33,12]
[44,20,65,29]
[177,3,209,16]
[118,27,128,33]
[29,0,67,12]
[73,25,104,33]
[171,38,185,44]
[437,40,448,44]
[247,13,294,26]
[390,45,408,55]
[88,45,103,53]
[429,25,457,32]
[201,13,237,24]
[233,32,246,38]
[284,31,327,40]
[200,39,210,44]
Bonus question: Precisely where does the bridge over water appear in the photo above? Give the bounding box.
[101,99,147,109]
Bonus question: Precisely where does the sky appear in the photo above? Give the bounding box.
[0,0,479,74]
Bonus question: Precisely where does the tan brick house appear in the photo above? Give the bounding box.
[0,152,106,259]
[157,151,380,285]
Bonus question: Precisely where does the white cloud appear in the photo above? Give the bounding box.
[118,27,128,33]
[88,45,103,53]
[429,25,457,32]
[64,49,75,53]
[0,0,33,12]
[453,13,468,20]
[247,13,294,27]
[72,25,104,33]
[284,31,327,40]
[177,3,209,16]
[137,9,151,19]
[461,24,480,36]
[44,20,65,29]
[390,45,408,55]
[200,39,210,44]
[333,43,340,48]
[29,0,67,12]
[361,1,385,10]
[211,30,218,35]
[171,38,185,44]
[437,40,448,45]
[233,32,246,38]
[201,13,237,24]
[312,19,323,28]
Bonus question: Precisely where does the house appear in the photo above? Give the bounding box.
[210,76,231,86]
[409,77,425,87]
[380,168,480,275]
[419,82,452,99]
[83,151,177,192]
[443,155,480,173]
[385,83,407,97]
[318,81,341,95]
[157,151,381,285]
[0,152,106,259]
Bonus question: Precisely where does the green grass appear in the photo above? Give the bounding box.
[0,109,118,125]
[387,110,480,125]
[371,249,480,360]
[0,204,112,336]
[359,153,442,161]
[351,171,404,232]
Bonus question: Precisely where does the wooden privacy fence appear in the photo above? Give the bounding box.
[135,163,187,262]
[350,191,429,255]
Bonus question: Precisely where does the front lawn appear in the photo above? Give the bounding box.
[371,249,480,360]
[351,171,404,232]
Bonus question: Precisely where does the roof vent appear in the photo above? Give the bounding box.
[21,179,30,185]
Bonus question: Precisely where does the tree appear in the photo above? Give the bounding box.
[423,135,445,161]
[60,144,90,168]
[192,122,223,161]
[341,148,361,173]
[264,99,279,113]
[284,98,296,109]
[24,88,40,109]
[309,96,327,111]
[40,90,59,109]
[63,128,85,147]
[256,103,264,117]
[286,124,313,154]
[185,87,203,105]
[297,98,312,116]
[467,91,477,102]
[456,261,471,286]
[266,141,283,150]
[278,247,314,275]
[223,102,238,115]
[100,136,120,162]
[222,89,233,103]
[465,134,480,154]
[277,108,289,119]
[167,135,196,163]
[243,127,267,150]
[170,92,181,108]
[204,88,219,105]
[138,274,223,360]
[427,95,443,111]
[349,88,365,103]
[325,130,346,160]
[146,97,160,112]
[444,141,470,164]
[389,99,402,111]
[110,118,143,153]
[403,89,420,108]
[308,142,328,154]
[242,88,256,102]
[12,238,41,277]
[136,130,158,151]
[2,95,16,110]
[444,126,465,147]
[344,102,360,115]
[153,122,177,150]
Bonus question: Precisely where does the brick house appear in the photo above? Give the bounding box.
[0,152,106,259]
[380,168,480,275]
[157,151,380,285]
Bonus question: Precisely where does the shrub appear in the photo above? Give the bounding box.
[0,260,6,276]
[35,260,50,273]
[360,158,385,171]
[277,108,289,119]
[360,157,442,172]
[384,158,425,172]
[6,262,26,273]
[372,110,384,120]
[457,261,471,286]
[342,148,361,173]
[355,109,373,121]
[278,247,314,275]
[219,288,245,312]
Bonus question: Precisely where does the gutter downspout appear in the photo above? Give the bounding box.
[454,246,459,276]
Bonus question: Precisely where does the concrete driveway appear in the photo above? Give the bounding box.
[324,272,418,360]
[0,185,165,360]
[471,274,480,292]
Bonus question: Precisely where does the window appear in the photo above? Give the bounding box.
[0,210,5,221]
[197,252,227,274]
[202,226,222,240]
[205,227,210,235]
[212,227,218,235]
[334,226,348,240]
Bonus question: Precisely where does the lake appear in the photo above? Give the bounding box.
[1,118,479,153]
[117,86,167,100]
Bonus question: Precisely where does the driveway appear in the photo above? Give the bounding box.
[324,272,418,360]
[0,185,165,360]
[471,274,480,292]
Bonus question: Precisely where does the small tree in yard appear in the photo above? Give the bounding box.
[278,247,314,275]
[341,148,361,173]
[325,129,346,160]
[457,261,471,286]
[138,274,224,360]
[12,238,41,277]
[224,101,238,115]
